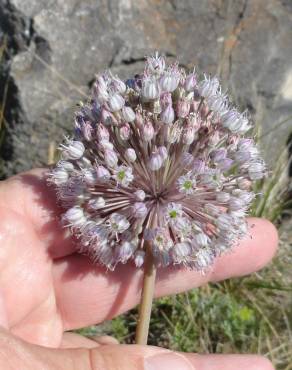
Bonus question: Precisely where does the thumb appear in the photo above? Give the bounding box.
[0,326,190,370]
[0,327,274,370]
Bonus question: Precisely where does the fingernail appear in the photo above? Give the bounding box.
[145,352,194,370]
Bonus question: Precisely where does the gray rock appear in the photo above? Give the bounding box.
[0,0,292,177]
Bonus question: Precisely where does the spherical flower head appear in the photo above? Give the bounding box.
[48,52,266,271]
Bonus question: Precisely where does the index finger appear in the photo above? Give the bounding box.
[52,218,278,330]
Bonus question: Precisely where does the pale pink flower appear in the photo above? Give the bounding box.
[48,53,265,271]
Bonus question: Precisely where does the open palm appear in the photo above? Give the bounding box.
[0,169,278,369]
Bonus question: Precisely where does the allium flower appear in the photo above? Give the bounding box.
[48,53,265,271]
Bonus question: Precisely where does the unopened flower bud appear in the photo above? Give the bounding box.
[217,213,233,231]
[237,178,252,190]
[193,159,205,174]
[96,165,111,182]
[109,213,130,233]
[63,206,86,227]
[211,149,227,163]
[160,72,180,92]
[207,93,228,114]
[95,75,107,88]
[111,76,126,95]
[217,158,233,171]
[184,72,197,92]
[50,168,69,185]
[149,151,163,171]
[97,124,110,141]
[100,108,117,126]
[99,139,113,150]
[134,111,144,128]
[160,92,172,109]
[108,93,125,112]
[87,197,106,210]
[160,104,175,124]
[57,160,74,172]
[204,203,220,216]
[237,191,254,204]
[181,152,194,166]
[194,232,209,247]
[142,77,160,100]
[173,242,191,262]
[229,197,245,211]
[198,76,219,98]
[248,161,265,180]
[208,131,220,147]
[158,146,168,161]
[176,99,190,118]
[122,106,136,122]
[134,250,145,267]
[235,150,251,163]
[62,140,85,160]
[94,77,109,103]
[125,148,137,162]
[167,123,181,143]
[216,192,230,203]
[146,52,166,74]
[81,121,93,141]
[117,241,136,263]
[221,110,251,133]
[182,125,196,144]
[119,124,131,140]
[133,202,148,218]
[83,169,97,185]
[143,121,154,141]
[196,248,214,269]
[134,189,146,201]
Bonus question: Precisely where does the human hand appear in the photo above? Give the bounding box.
[0,169,278,369]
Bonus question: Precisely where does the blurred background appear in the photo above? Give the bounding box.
[0,0,291,368]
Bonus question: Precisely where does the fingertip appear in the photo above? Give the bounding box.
[211,217,278,281]
[248,217,278,260]
[185,354,275,370]
[92,347,275,370]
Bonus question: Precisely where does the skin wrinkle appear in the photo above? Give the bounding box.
[10,292,63,348]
